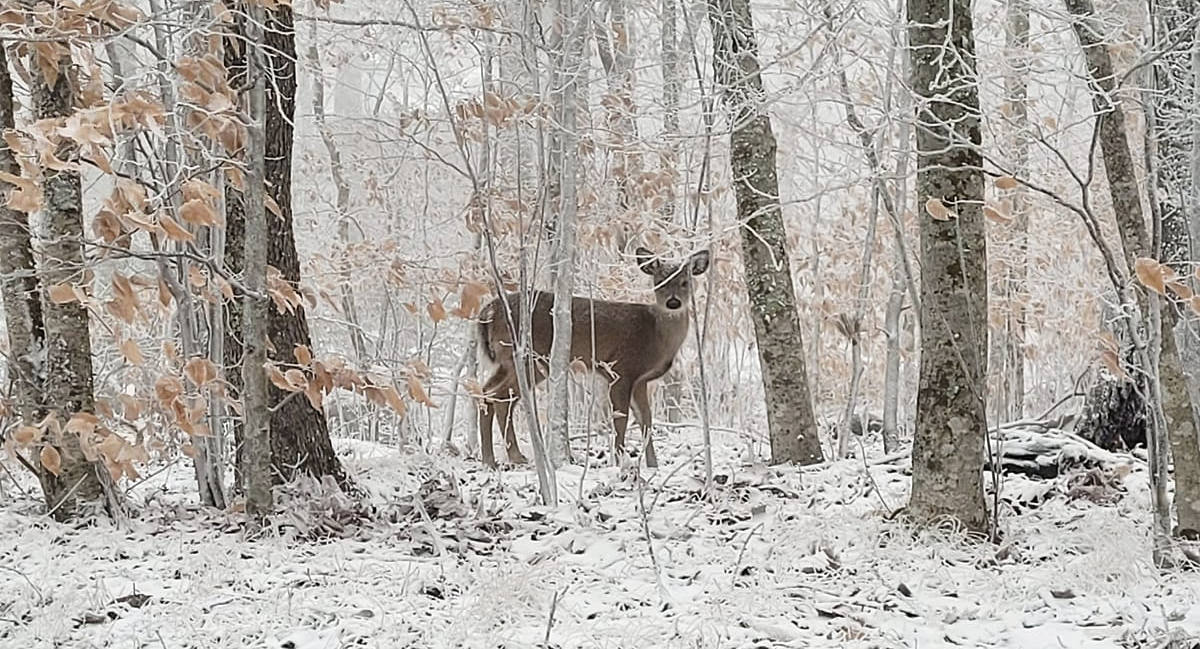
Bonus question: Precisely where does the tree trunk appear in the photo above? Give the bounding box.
[1001,0,1031,421]
[0,43,47,468]
[1065,0,1176,556]
[659,0,688,424]
[307,27,368,362]
[707,0,822,465]
[546,0,588,468]
[906,0,990,533]
[242,0,273,522]
[31,38,106,519]
[1151,0,1200,538]
[223,2,248,492]
[882,263,904,453]
[261,5,349,487]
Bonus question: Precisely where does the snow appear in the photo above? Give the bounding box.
[2,428,1198,648]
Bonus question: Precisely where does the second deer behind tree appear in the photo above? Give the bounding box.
[475,247,711,468]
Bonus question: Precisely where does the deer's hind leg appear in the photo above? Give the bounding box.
[496,392,528,465]
[479,367,513,469]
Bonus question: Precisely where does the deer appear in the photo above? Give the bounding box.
[474,247,710,469]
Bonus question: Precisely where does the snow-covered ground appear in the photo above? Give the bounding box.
[2,427,1198,648]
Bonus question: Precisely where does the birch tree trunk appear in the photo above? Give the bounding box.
[707,0,823,465]
[906,0,990,533]
[1150,0,1200,537]
[242,1,273,522]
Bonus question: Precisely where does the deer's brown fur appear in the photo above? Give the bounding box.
[475,248,710,468]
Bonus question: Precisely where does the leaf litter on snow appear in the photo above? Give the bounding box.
[1,427,1199,648]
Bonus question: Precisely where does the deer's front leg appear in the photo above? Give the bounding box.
[631,380,657,468]
[479,400,497,469]
[609,379,633,466]
[496,396,528,465]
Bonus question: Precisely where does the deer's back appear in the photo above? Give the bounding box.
[483,291,686,382]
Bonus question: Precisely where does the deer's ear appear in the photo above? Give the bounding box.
[636,247,659,275]
[689,250,711,276]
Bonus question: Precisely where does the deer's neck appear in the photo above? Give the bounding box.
[653,306,691,353]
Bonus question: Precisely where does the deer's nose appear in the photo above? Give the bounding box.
[665,297,682,310]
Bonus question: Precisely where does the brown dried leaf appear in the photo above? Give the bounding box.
[120,339,144,366]
[267,364,294,392]
[407,375,436,407]
[155,375,184,405]
[382,385,407,416]
[160,214,195,242]
[40,445,62,476]
[993,176,1019,190]
[925,198,954,221]
[13,425,39,445]
[453,281,490,318]
[1101,348,1129,381]
[163,340,181,364]
[284,369,308,391]
[118,394,143,421]
[265,194,282,219]
[293,344,312,366]
[179,198,221,227]
[48,283,78,304]
[983,204,1011,224]
[65,412,99,436]
[427,299,447,323]
[304,381,324,412]
[1167,281,1194,300]
[184,357,218,387]
[1134,257,1166,296]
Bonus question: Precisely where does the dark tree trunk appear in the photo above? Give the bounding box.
[223,4,247,491]
[0,44,47,451]
[906,0,990,533]
[706,0,823,465]
[30,41,106,518]
[261,6,348,487]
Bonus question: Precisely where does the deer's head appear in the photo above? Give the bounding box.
[636,247,711,313]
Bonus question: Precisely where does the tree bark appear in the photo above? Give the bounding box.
[0,43,47,462]
[261,5,349,487]
[242,0,273,522]
[30,38,106,519]
[1065,0,1177,554]
[1000,0,1031,422]
[707,0,822,465]
[906,0,990,533]
[546,0,589,468]
[1151,0,1200,538]
[222,2,248,492]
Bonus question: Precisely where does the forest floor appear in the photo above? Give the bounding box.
[2,426,1199,649]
